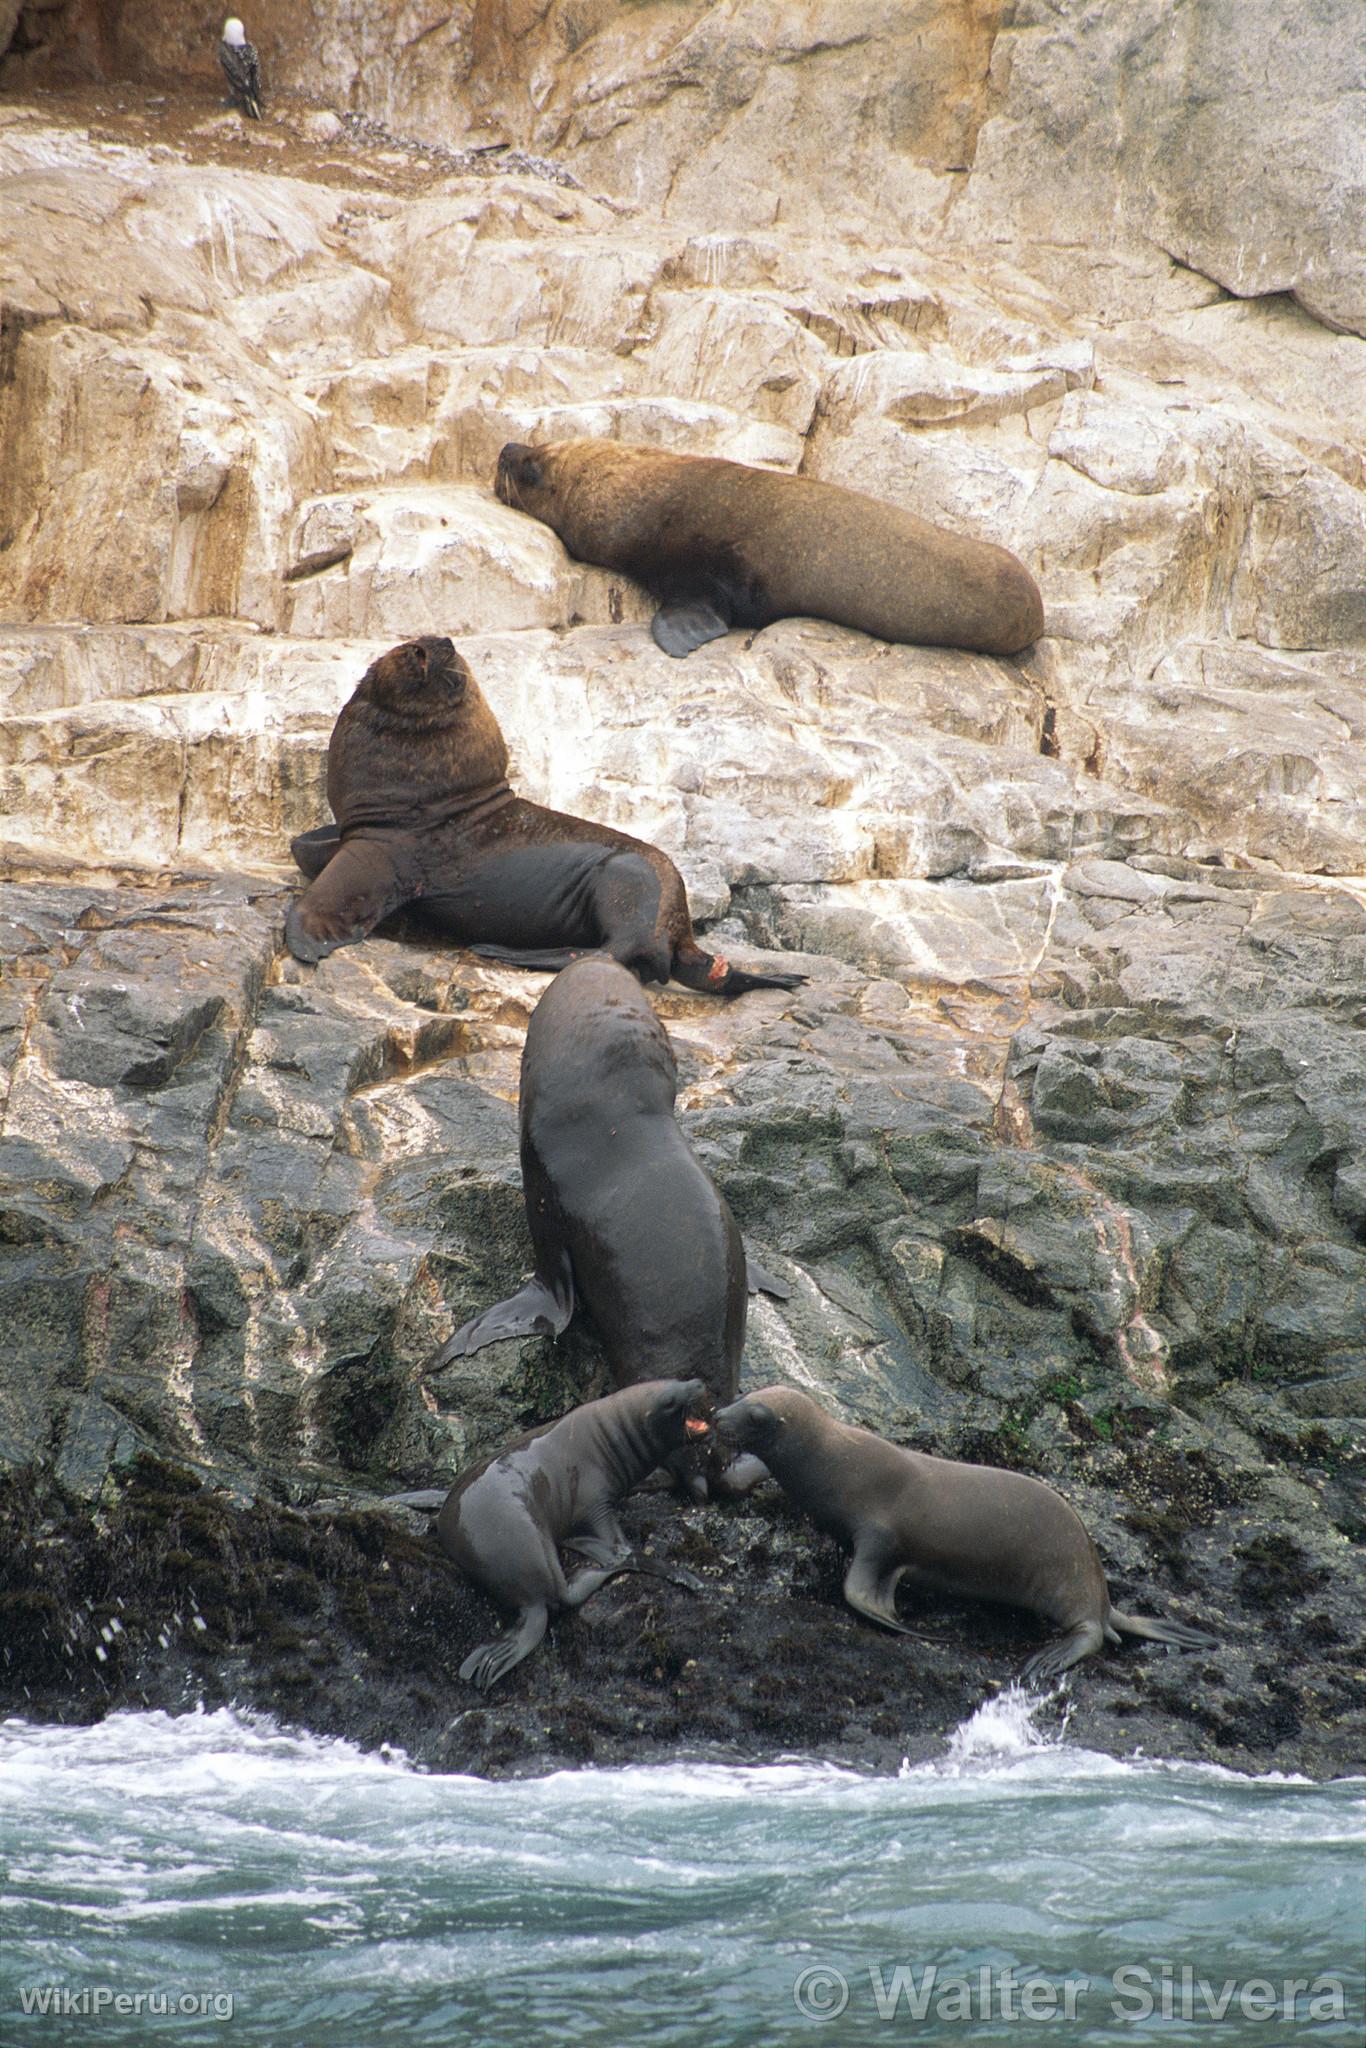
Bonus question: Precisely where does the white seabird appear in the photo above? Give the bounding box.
[219,17,263,121]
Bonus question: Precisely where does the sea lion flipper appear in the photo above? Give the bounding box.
[285,838,417,964]
[671,943,808,1000]
[290,823,341,880]
[1019,1619,1106,1684]
[651,600,730,658]
[427,1273,575,1369]
[1107,1609,1218,1652]
[745,1255,792,1301]
[843,1550,917,1635]
[460,1602,550,1691]
[469,942,590,971]
[712,1452,770,1498]
[563,1534,625,1568]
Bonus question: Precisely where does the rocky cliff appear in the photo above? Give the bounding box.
[0,2,1362,1776]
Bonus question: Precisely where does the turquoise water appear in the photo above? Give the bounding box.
[0,1695,1360,2047]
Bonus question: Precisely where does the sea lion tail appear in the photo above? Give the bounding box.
[1107,1608,1218,1652]
[672,941,807,999]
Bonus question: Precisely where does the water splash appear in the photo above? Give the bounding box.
[933,1681,1073,1773]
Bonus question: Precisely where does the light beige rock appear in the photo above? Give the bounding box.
[279,485,651,639]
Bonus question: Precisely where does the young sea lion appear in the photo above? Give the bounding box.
[440,1377,710,1690]
[715,1386,1217,1682]
[427,954,790,1496]
[284,634,804,998]
[495,438,1044,658]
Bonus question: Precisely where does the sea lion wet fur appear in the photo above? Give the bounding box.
[496,438,1044,659]
[716,1386,1217,1682]
[439,1377,709,1690]
[427,954,790,1496]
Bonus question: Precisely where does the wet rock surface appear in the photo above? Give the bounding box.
[0,25,1363,1776]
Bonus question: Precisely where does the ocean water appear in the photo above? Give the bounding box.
[0,1694,1360,2047]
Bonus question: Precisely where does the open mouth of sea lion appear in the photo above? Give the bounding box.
[685,1415,710,1439]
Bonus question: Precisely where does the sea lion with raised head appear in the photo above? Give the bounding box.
[440,1377,710,1690]
[715,1386,1217,1682]
[284,634,804,998]
[427,953,790,1497]
[495,438,1044,659]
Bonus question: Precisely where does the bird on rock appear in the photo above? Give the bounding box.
[219,17,263,120]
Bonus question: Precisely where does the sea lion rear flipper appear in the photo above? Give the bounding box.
[651,601,730,658]
[671,943,807,1000]
[285,838,417,964]
[460,1602,549,1691]
[290,823,341,880]
[1107,1609,1218,1652]
[425,1272,575,1371]
[1019,1619,1106,1684]
[746,1255,792,1301]
[468,942,593,971]
[563,1534,625,1568]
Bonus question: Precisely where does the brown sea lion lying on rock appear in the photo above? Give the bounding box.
[495,438,1044,658]
[716,1386,1217,1683]
[284,635,804,998]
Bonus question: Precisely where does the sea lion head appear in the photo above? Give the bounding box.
[494,438,642,557]
[495,442,550,515]
[634,1376,712,1455]
[328,635,512,824]
[359,635,472,722]
[713,1385,810,1459]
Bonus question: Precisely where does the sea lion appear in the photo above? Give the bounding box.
[426,953,790,1496]
[495,438,1044,659]
[714,1386,1217,1682]
[284,635,803,999]
[440,1377,710,1690]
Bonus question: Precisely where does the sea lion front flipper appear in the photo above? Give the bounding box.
[426,1270,575,1370]
[285,838,417,964]
[745,1255,792,1301]
[712,1452,770,1498]
[843,1549,918,1635]
[651,600,730,658]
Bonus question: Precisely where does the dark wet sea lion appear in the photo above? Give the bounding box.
[715,1386,1217,1682]
[439,1376,709,1690]
[284,635,803,999]
[427,953,790,1496]
[495,438,1044,659]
